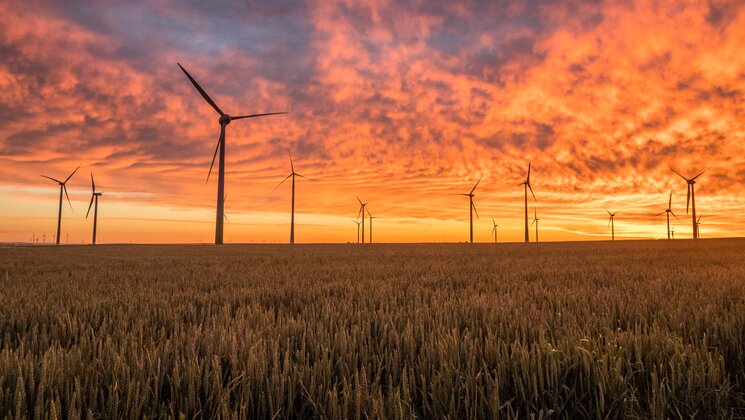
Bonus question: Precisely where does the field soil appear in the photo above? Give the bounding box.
[1,240,744,418]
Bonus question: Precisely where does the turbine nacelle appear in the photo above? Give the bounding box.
[219,114,232,125]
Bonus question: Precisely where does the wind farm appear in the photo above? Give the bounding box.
[3,1,745,419]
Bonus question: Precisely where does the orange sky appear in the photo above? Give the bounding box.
[1,0,744,243]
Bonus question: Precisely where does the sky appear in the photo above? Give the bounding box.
[1,0,744,244]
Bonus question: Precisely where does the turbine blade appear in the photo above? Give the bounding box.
[177,63,223,116]
[288,150,294,172]
[655,211,665,216]
[356,195,363,206]
[670,168,688,181]
[86,195,94,218]
[90,172,95,193]
[63,185,73,211]
[206,126,224,183]
[528,184,536,201]
[231,112,287,120]
[470,175,482,194]
[668,190,672,209]
[223,213,230,224]
[272,174,292,192]
[605,208,611,216]
[671,211,680,221]
[357,206,363,220]
[64,165,80,184]
[472,200,479,219]
[692,168,709,180]
[686,184,691,214]
[41,175,62,183]
[366,208,371,217]
[295,173,316,181]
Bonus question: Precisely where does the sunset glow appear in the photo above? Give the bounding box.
[1,1,744,243]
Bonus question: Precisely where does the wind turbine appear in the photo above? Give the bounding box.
[671,225,676,239]
[531,209,540,242]
[356,197,368,244]
[367,208,380,244]
[453,176,481,243]
[522,163,536,243]
[695,216,703,238]
[606,209,618,241]
[491,218,498,243]
[655,191,679,240]
[351,220,361,243]
[671,168,708,240]
[178,63,287,244]
[41,165,79,245]
[273,151,315,245]
[85,173,103,245]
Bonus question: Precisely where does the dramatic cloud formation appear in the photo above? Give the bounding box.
[1,0,744,243]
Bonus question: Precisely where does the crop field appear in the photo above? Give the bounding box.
[1,240,744,418]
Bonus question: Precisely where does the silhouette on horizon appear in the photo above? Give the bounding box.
[273,150,315,245]
[86,173,103,245]
[41,165,79,245]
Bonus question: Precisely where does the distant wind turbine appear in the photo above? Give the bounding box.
[522,163,536,243]
[367,208,380,244]
[531,209,540,242]
[606,209,618,241]
[178,63,287,244]
[655,191,679,240]
[356,197,368,244]
[85,173,103,245]
[352,220,361,243]
[491,218,498,243]
[671,168,708,240]
[453,176,481,243]
[273,151,315,245]
[41,165,79,245]
[695,216,703,238]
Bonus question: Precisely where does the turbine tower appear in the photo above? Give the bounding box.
[273,150,315,245]
[606,209,618,241]
[356,197,368,244]
[671,168,707,240]
[367,208,379,244]
[522,163,536,243]
[85,173,103,245]
[454,176,481,243]
[655,191,679,240]
[178,63,286,244]
[491,218,498,243]
[41,165,79,245]
[531,209,540,242]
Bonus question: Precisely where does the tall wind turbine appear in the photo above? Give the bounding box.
[85,173,103,245]
[356,197,368,244]
[178,63,287,244]
[655,191,679,240]
[531,209,540,242]
[454,176,481,243]
[671,168,707,240]
[606,209,618,241]
[491,218,498,243]
[352,220,361,243]
[273,151,315,245]
[41,165,79,245]
[522,163,536,243]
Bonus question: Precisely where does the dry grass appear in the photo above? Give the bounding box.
[1,240,744,418]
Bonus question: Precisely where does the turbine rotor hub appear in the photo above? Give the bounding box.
[219,114,232,125]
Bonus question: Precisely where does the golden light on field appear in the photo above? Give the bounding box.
[1,1,744,243]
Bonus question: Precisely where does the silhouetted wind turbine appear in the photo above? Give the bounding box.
[695,216,703,238]
[531,209,540,242]
[606,209,618,241]
[671,168,707,240]
[522,163,536,243]
[356,196,368,244]
[41,165,79,245]
[655,191,679,240]
[85,173,103,245]
[178,63,286,244]
[491,218,498,243]
[352,220,361,243]
[367,208,376,244]
[273,151,315,245]
[453,176,481,243]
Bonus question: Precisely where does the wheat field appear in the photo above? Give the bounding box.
[1,240,744,418]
